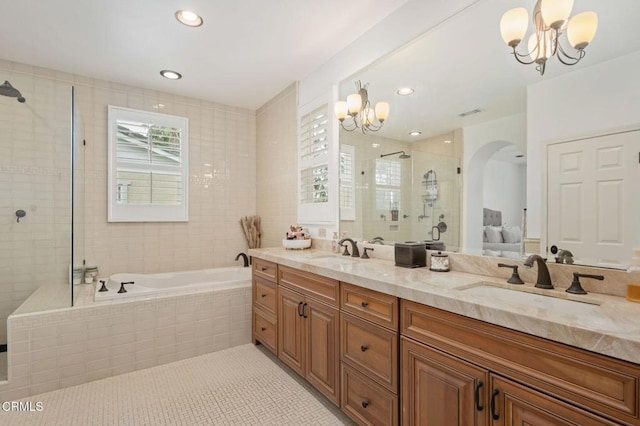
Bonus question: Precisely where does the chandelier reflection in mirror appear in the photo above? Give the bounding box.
[500,0,598,75]
[334,81,389,133]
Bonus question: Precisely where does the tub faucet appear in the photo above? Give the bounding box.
[118,281,134,294]
[338,238,360,258]
[523,254,553,289]
[235,252,250,267]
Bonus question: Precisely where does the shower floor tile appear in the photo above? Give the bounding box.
[2,344,354,425]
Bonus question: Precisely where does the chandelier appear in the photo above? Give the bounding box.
[500,0,598,75]
[334,81,389,133]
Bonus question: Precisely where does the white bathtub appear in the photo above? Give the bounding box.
[94,266,252,301]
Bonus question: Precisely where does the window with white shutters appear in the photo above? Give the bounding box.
[108,106,189,222]
[340,144,355,221]
[298,100,336,225]
[375,158,401,211]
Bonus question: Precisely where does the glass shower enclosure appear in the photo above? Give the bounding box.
[0,69,82,380]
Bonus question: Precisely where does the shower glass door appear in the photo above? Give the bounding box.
[0,69,78,380]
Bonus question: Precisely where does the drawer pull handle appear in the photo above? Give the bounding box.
[361,301,369,308]
[360,344,368,352]
[302,302,308,318]
[474,380,484,412]
[261,267,267,271]
[261,293,267,298]
[261,327,266,331]
[297,302,304,317]
[361,400,369,409]
[490,389,500,420]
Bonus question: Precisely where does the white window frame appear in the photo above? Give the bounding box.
[108,106,189,222]
[339,144,356,221]
[375,158,402,211]
[297,91,338,226]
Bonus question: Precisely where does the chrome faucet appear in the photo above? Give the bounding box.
[235,252,250,267]
[338,238,360,257]
[523,254,553,289]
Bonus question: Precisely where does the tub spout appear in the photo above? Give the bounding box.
[235,252,250,267]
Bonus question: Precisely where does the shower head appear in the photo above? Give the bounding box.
[380,150,411,159]
[0,81,26,103]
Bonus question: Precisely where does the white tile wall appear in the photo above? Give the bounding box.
[0,285,251,401]
[256,83,298,247]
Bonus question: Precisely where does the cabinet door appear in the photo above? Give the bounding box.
[305,298,340,405]
[490,375,618,426]
[278,286,305,376]
[402,337,489,426]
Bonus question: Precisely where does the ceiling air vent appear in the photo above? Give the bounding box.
[458,108,482,117]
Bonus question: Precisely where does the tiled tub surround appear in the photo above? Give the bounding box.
[0,282,251,401]
[249,247,640,365]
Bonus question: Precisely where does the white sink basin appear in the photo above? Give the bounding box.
[460,283,600,316]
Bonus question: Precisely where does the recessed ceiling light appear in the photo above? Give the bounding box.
[397,87,415,96]
[409,131,422,136]
[371,143,380,148]
[444,140,452,144]
[175,10,203,27]
[160,70,182,80]
[152,103,165,109]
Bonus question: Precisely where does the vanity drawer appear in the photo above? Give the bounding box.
[341,282,398,330]
[401,300,640,425]
[341,363,398,426]
[253,258,278,281]
[253,308,276,354]
[341,312,398,392]
[253,275,277,315]
[279,265,339,307]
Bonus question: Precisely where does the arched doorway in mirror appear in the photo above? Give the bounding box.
[464,140,526,257]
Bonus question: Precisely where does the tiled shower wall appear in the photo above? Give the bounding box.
[339,129,462,249]
[0,65,73,344]
[0,58,257,340]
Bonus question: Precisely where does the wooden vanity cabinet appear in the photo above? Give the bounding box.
[401,300,640,426]
[402,336,489,426]
[340,282,400,426]
[251,259,278,354]
[491,375,619,426]
[278,266,340,405]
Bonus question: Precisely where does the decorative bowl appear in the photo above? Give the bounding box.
[282,239,312,250]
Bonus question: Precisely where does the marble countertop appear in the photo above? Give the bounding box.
[248,247,640,365]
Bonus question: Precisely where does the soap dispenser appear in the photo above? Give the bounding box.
[627,248,640,302]
[332,232,339,253]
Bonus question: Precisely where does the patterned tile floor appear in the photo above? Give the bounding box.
[1,344,354,425]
